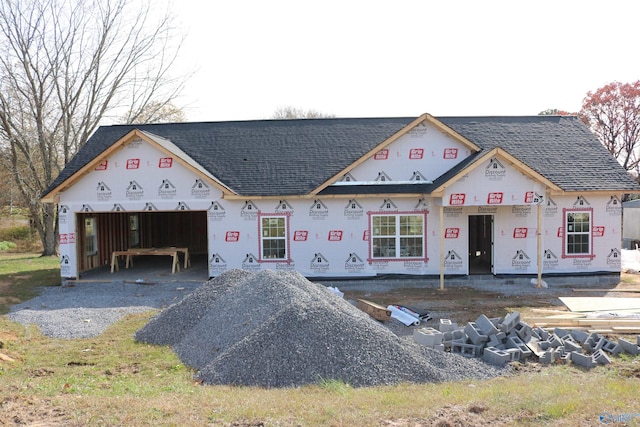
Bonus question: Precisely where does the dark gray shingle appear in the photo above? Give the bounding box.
[43,115,640,198]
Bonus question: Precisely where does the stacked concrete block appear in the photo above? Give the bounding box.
[475,314,499,336]
[451,341,482,358]
[562,338,583,354]
[500,311,520,333]
[413,327,444,351]
[506,336,532,360]
[464,322,489,346]
[513,321,533,342]
[483,346,511,365]
[438,318,458,333]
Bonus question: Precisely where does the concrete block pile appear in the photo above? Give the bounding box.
[412,311,640,369]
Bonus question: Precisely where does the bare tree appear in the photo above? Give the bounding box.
[580,81,640,179]
[272,106,335,119]
[0,0,188,255]
[124,101,187,124]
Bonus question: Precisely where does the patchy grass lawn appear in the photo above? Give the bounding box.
[0,253,60,314]
[1,261,640,425]
[1,310,640,426]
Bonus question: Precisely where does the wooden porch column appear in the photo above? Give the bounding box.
[439,204,445,290]
[537,202,543,288]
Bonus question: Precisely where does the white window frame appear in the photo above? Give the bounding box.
[84,217,97,256]
[259,213,290,262]
[564,208,592,258]
[370,212,426,261]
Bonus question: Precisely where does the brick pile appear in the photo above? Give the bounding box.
[412,311,640,369]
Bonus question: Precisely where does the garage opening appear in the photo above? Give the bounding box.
[76,210,207,273]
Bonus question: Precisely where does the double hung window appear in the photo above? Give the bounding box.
[371,214,424,259]
[260,215,288,260]
[566,211,590,255]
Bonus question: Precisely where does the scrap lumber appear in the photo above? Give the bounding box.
[356,299,391,322]
[0,352,15,362]
[559,297,640,313]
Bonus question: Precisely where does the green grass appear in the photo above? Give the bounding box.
[1,309,640,426]
[1,234,640,425]
[0,253,60,314]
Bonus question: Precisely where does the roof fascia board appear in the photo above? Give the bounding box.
[41,129,235,203]
[310,113,481,196]
[431,147,562,196]
[550,189,640,196]
[222,193,427,201]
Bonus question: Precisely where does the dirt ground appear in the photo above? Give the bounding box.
[342,272,640,338]
[2,273,640,427]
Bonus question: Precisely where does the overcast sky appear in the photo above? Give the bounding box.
[167,0,640,122]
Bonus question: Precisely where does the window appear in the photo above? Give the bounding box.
[372,214,424,259]
[129,214,140,248]
[566,211,590,255]
[84,217,97,256]
[260,215,288,260]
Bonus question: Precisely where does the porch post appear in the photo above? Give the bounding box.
[439,204,445,290]
[537,202,543,288]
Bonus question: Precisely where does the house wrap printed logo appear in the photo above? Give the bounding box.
[275,200,294,214]
[96,181,112,201]
[444,250,463,271]
[543,249,559,270]
[126,180,144,200]
[242,253,261,271]
[209,253,227,274]
[344,199,363,220]
[309,199,328,220]
[58,205,70,224]
[208,201,226,221]
[544,197,558,217]
[310,252,330,272]
[60,255,71,276]
[485,158,506,180]
[158,179,177,199]
[345,253,365,273]
[607,248,621,267]
[191,179,210,199]
[606,195,622,216]
[240,200,259,221]
[512,250,531,271]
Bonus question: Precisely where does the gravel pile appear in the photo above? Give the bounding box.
[135,269,507,387]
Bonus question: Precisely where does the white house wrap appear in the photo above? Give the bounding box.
[42,114,640,285]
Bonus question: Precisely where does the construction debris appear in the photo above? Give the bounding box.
[526,295,640,333]
[356,299,391,321]
[412,311,640,369]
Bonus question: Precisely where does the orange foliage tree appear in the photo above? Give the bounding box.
[580,81,640,179]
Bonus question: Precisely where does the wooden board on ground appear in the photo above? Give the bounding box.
[356,299,391,322]
[0,352,15,362]
[559,297,640,313]
[572,288,640,293]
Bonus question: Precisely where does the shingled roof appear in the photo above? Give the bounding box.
[42,115,640,199]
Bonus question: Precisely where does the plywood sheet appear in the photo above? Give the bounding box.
[559,297,640,312]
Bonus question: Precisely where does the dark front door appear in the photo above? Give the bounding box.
[468,215,493,274]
